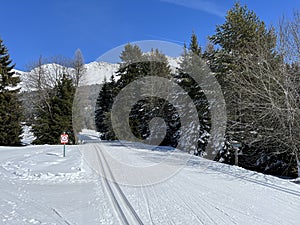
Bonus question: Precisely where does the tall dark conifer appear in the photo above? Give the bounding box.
[95,75,116,140]
[176,33,210,155]
[0,39,23,146]
[95,44,179,146]
[32,74,75,144]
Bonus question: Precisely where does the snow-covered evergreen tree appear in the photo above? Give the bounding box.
[95,75,116,140]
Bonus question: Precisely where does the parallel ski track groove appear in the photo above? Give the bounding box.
[95,144,144,225]
[95,148,129,225]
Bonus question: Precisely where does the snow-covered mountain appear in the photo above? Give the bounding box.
[83,61,119,86]
[17,56,181,91]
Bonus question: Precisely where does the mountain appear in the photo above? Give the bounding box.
[16,56,181,91]
[82,61,119,86]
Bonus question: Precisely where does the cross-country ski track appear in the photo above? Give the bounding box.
[0,130,300,224]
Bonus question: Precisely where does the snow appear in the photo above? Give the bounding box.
[1,130,300,224]
[0,70,24,92]
[18,55,182,90]
[21,125,35,145]
[83,61,119,86]
[82,55,181,85]
[0,144,105,224]
[166,55,181,70]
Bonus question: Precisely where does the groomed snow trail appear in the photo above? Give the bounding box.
[80,139,300,225]
[1,135,300,224]
[94,144,144,225]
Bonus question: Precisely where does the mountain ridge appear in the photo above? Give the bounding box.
[15,56,181,91]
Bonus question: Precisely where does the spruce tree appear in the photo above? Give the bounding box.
[176,33,210,155]
[94,44,144,141]
[95,75,116,140]
[115,45,173,144]
[189,32,202,57]
[95,44,179,146]
[120,43,144,66]
[129,49,177,146]
[0,38,23,146]
[32,74,75,144]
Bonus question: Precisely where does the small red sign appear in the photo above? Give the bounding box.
[61,134,69,144]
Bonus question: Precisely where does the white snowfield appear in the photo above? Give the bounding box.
[1,132,300,225]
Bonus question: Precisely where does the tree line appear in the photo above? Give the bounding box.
[95,3,300,178]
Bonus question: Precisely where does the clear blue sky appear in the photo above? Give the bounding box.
[1,0,299,70]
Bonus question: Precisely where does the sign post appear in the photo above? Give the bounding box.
[60,133,69,157]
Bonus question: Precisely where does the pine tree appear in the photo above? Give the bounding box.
[128,49,177,146]
[0,38,23,146]
[32,74,75,144]
[176,33,210,155]
[52,74,76,143]
[120,43,144,66]
[189,32,202,57]
[95,44,145,141]
[95,75,116,140]
[121,47,175,145]
[208,2,276,79]
[95,44,179,146]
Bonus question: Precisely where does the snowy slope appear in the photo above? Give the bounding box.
[83,56,180,85]
[18,56,181,90]
[82,61,119,86]
[1,131,300,224]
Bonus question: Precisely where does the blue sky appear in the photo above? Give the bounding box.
[1,0,299,70]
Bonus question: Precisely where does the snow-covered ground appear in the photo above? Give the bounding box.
[0,144,106,224]
[1,131,300,224]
